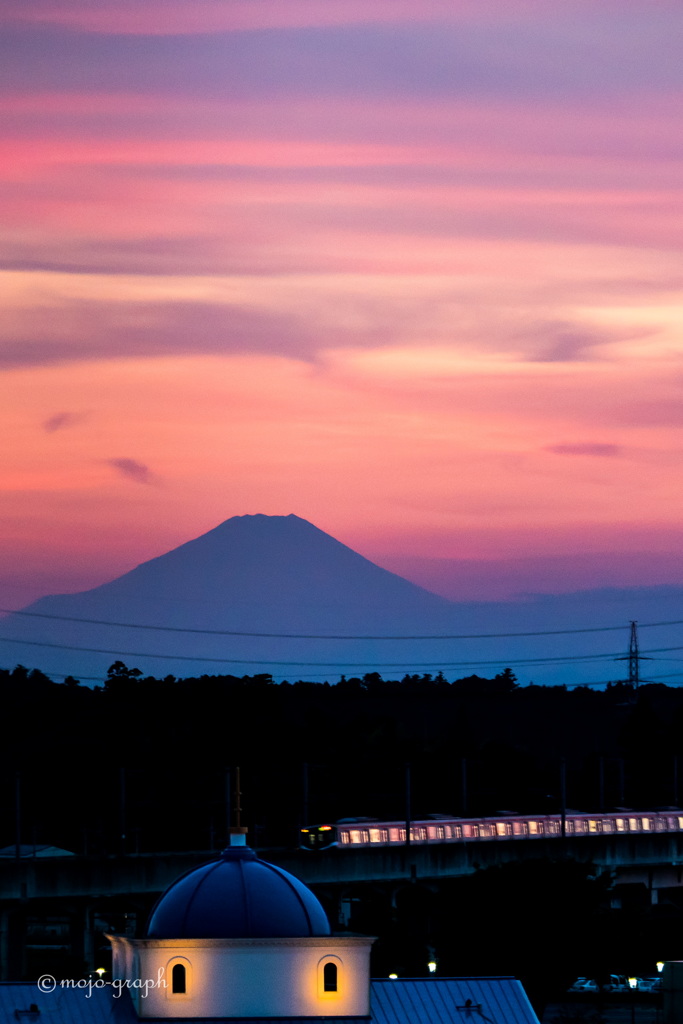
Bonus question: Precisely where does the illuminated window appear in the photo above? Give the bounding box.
[616,818,625,831]
[436,826,445,840]
[324,963,338,992]
[629,818,639,831]
[318,957,342,998]
[528,820,539,834]
[642,818,651,831]
[166,957,191,1000]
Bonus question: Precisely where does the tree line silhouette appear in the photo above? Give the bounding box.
[1,661,680,855]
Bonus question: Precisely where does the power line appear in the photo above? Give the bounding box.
[2,605,683,641]
[0,633,663,668]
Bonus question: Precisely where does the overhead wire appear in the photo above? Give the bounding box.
[1,605,682,641]
[0,633,675,668]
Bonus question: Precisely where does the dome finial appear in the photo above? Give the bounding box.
[228,766,248,847]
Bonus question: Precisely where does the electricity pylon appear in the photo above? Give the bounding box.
[615,620,651,688]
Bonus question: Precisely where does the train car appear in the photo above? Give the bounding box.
[300,811,683,851]
[299,824,337,851]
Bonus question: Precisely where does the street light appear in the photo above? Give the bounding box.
[628,976,638,1024]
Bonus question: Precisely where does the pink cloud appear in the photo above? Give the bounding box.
[544,443,623,457]
[1,0,487,35]
[42,411,86,432]
[105,458,155,485]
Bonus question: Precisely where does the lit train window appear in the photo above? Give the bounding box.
[496,822,509,837]
[369,829,381,843]
[678,817,683,830]
[453,825,463,839]
[339,831,350,844]
[462,824,472,838]
[512,821,527,836]
[641,818,652,831]
[602,820,613,833]
[389,828,400,842]
[436,826,445,840]
[480,824,495,838]
[629,818,639,831]
[588,819,599,833]
[616,818,625,831]
[574,820,586,834]
[565,820,574,834]
[547,821,560,835]
[528,821,539,834]
[349,830,360,844]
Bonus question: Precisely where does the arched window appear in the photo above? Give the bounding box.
[172,963,186,994]
[323,962,338,992]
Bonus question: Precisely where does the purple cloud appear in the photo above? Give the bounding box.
[105,457,155,484]
[544,443,622,457]
[42,410,85,432]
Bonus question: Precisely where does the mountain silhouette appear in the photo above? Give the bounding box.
[1,513,682,686]
[0,514,466,682]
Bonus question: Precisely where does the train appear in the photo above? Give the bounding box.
[299,810,683,851]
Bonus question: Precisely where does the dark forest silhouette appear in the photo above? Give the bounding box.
[2,663,679,854]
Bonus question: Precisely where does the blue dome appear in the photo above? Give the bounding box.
[146,847,331,939]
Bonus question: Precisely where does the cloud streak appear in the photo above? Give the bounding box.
[105,458,155,485]
[544,443,623,458]
[42,410,85,432]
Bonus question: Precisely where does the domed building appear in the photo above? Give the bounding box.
[110,837,373,1020]
[0,834,542,1023]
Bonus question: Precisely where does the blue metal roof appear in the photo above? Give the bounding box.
[0,977,539,1023]
[371,978,540,1024]
[0,982,138,1023]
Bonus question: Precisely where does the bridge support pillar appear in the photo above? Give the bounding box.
[0,910,8,981]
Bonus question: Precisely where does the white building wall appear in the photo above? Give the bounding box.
[121,936,373,1019]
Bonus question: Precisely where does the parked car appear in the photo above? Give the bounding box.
[638,978,662,992]
[569,978,599,992]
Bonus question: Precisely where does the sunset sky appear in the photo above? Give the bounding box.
[2,0,683,613]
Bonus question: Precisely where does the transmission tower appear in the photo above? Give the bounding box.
[628,620,640,687]
[615,620,650,688]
